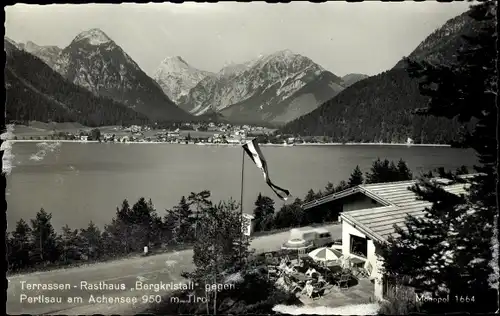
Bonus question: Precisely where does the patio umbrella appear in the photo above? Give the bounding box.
[281,238,314,262]
[308,247,343,264]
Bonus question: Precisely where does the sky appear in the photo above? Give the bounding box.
[5,2,473,77]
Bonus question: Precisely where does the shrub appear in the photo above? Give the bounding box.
[378,283,421,315]
[143,266,302,315]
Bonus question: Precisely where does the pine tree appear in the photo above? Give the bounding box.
[144,198,164,249]
[116,199,132,222]
[29,208,60,264]
[455,165,469,175]
[366,158,412,183]
[171,196,194,243]
[252,193,276,232]
[60,224,82,263]
[79,221,102,260]
[348,165,364,187]
[113,199,133,253]
[188,190,213,239]
[377,177,467,281]
[315,189,324,199]
[129,197,155,250]
[162,209,177,245]
[149,212,164,249]
[8,219,33,270]
[187,199,251,314]
[274,203,305,229]
[334,180,349,192]
[303,189,317,203]
[396,159,413,181]
[100,229,117,257]
[378,2,497,313]
[324,182,335,195]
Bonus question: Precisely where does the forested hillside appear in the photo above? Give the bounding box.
[279,9,482,144]
[5,40,151,127]
[279,68,466,143]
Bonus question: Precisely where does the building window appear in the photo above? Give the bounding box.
[350,234,368,258]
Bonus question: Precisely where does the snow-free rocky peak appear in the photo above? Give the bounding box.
[179,49,343,123]
[158,56,190,72]
[72,28,112,46]
[23,41,42,52]
[19,40,62,69]
[218,62,252,78]
[153,56,213,103]
[50,29,193,122]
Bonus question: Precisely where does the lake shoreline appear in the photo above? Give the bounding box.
[7,139,451,147]
[7,141,476,246]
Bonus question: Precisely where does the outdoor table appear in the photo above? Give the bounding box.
[328,265,342,274]
[292,273,312,283]
[349,257,366,268]
[352,266,362,277]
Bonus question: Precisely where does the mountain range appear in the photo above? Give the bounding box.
[155,50,356,125]
[278,8,483,144]
[7,29,194,123]
[5,7,479,143]
[152,56,213,104]
[5,38,151,127]
[13,29,365,126]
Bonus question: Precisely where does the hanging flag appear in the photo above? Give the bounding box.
[242,139,291,200]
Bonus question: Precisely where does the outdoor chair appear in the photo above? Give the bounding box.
[265,252,273,261]
[268,265,281,279]
[329,265,342,274]
[302,256,315,266]
[326,272,340,285]
[265,252,279,266]
[336,273,350,291]
[298,248,307,261]
[311,284,329,300]
[352,265,362,278]
[360,261,373,279]
[305,267,318,277]
[317,275,328,286]
[275,276,286,289]
[303,283,314,298]
[296,265,308,274]
[290,281,303,294]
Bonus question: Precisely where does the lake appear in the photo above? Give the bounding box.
[6,142,478,231]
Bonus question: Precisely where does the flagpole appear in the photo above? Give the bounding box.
[240,147,245,217]
[239,147,245,265]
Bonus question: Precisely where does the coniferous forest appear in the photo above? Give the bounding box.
[7,158,424,274]
[376,2,498,314]
[5,42,152,127]
[278,7,488,144]
[278,68,474,144]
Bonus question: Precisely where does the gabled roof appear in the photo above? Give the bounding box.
[340,181,470,243]
[301,174,478,210]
